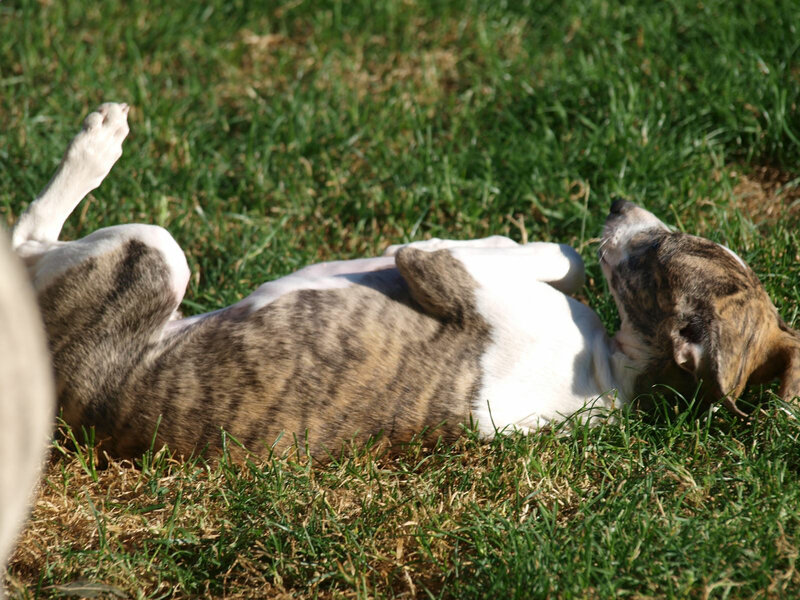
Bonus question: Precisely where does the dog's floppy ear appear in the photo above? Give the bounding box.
[670,316,744,411]
[672,306,800,411]
[670,307,770,412]
[671,319,708,377]
[774,331,800,403]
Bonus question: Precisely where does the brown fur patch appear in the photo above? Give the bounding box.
[609,228,800,409]
[37,240,492,460]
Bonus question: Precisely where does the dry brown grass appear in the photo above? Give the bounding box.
[215,15,529,112]
[729,165,800,225]
[6,432,587,598]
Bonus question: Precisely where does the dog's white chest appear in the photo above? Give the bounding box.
[471,281,618,436]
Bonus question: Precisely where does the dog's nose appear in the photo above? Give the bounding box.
[610,197,633,216]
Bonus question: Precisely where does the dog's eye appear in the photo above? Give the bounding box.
[679,320,704,343]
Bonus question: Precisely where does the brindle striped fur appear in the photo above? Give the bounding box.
[604,211,800,413]
[39,240,490,458]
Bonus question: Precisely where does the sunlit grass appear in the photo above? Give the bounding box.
[2,0,800,597]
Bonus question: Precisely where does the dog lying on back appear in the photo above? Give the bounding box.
[11,103,800,460]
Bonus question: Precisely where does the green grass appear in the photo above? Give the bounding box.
[2,0,800,597]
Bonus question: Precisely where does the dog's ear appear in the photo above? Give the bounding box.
[670,309,768,411]
[673,308,800,410]
[671,319,707,376]
[670,317,739,406]
[774,332,800,403]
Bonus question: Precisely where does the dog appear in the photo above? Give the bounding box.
[0,226,53,593]
[11,102,800,461]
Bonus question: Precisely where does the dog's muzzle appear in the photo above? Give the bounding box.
[599,199,670,271]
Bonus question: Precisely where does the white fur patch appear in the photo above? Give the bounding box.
[600,205,671,268]
[447,243,586,295]
[471,282,619,435]
[444,244,621,435]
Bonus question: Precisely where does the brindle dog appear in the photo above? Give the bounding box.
[11,103,800,462]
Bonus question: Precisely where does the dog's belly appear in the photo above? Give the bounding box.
[471,281,619,434]
[37,242,487,458]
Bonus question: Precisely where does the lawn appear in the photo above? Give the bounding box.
[2,0,800,597]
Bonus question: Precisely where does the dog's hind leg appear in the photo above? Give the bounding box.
[394,242,586,322]
[394,247,484,322]
[11,102,189,310]
[449,243,585,296]
[387,239,584,296]
[12,103,130,256]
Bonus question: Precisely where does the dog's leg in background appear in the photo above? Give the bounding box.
[454,243,586,295]
[12,103,130,256]
[392,241,585,296]
[0,226,53,594]
[383,235,519,256]
[385,237,584,295]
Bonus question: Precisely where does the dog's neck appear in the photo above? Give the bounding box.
[591,329,640,406]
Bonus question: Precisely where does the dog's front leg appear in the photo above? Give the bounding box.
[12,103,130,255]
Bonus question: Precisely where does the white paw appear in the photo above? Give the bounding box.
[64,102,130,190]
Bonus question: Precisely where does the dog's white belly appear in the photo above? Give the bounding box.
[471,281,618,436]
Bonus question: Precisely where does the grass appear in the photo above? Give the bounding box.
[2,0,800,597]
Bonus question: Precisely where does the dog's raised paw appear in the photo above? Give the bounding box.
[65,102,131,191]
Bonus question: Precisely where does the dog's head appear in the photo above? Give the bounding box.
[600,199,800,413]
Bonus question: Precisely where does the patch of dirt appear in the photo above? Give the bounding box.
[220,15,529,109]
[729,165,800,225]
